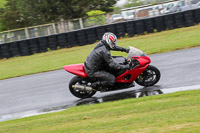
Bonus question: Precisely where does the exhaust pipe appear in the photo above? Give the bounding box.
[72,85,94,91]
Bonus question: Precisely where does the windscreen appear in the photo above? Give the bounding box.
[126,46,146,60]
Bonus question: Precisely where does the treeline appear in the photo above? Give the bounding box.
[0,0,117,31]
[123,0,168,8]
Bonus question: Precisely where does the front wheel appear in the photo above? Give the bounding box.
[135,65,161,87]
[69,76,96,99]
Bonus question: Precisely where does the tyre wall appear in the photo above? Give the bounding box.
[0,8,199,59]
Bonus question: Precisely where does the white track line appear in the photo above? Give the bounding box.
[161,85,200,94]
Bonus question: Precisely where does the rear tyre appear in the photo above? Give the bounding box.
[135,65,161,87]
[69,76,96,99]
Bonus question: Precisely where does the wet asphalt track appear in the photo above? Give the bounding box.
[0,47,200,117]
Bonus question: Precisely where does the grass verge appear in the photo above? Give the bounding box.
[0,89,200,133]
[0,24,200,80]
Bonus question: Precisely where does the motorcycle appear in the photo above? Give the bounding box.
[63,46,161,99]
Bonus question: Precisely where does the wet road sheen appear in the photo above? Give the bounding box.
[0,47,200,121]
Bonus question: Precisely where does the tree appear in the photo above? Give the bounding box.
[0,0,29,30]
[86,10,106,26]
[0,0,118,30]
[112,6,122,14]
[124,0,170,8]
[123,0,144,8]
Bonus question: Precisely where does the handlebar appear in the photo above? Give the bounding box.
[127,58,140,69]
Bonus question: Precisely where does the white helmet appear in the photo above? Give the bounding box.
[102,32,117,49]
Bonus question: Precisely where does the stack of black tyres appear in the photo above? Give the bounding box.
[57,33,68,48]
[114,22,126,38]
[29,38,39,54]
[76,29,87,46]
[0,43,11,58]
[19,40,31,56]
[154,16,165,32]
[0,45,1,59]
[38,37,48,52]
[184,10,195,27]
[10,42,20,57]
[164,14,175,30]
[95,26,106,40]
[125,20,135,37]
[105,24,116,34]
[144,18,154,33]
[194,8,200,24]
[48,35,58,50]
[135,20,145,34]
[174,12,185,28]
[66,31,77,47]
[85,27,97,44]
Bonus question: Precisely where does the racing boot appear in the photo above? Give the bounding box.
[91,81,113,91]
[91,81,101,89]
[91,81,110,88]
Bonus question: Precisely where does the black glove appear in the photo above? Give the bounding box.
[124,64,131,70]
[124,48,130,53]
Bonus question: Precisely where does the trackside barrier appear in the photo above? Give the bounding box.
[0,8,200,59]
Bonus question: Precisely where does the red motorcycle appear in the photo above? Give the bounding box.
[64,46,161,98]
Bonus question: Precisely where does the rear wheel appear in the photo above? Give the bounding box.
[135,65,161,87]
[69,76,96,99]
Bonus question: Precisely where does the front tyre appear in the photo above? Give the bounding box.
[135,65,161,87]
[69,76,96,99]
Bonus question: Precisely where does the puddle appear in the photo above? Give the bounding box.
[1,85,200,122]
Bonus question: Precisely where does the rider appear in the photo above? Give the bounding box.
[84,32,130,89]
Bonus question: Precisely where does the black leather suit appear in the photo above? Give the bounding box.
[84,40,129,87]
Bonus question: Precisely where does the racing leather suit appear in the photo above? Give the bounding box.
[84,40,129,87]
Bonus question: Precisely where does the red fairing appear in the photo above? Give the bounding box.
[63,64,88,78]
[134,56,151,67]
[116,56,151,83]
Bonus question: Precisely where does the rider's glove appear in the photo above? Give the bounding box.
[125,48,130,53]
[124,64,131,70]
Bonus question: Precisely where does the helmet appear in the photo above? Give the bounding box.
[102,32,117,49]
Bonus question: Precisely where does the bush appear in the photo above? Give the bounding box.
[86,10,106,26]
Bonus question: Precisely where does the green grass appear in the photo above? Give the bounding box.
[0,24,200,80]
[0,89,200,133]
